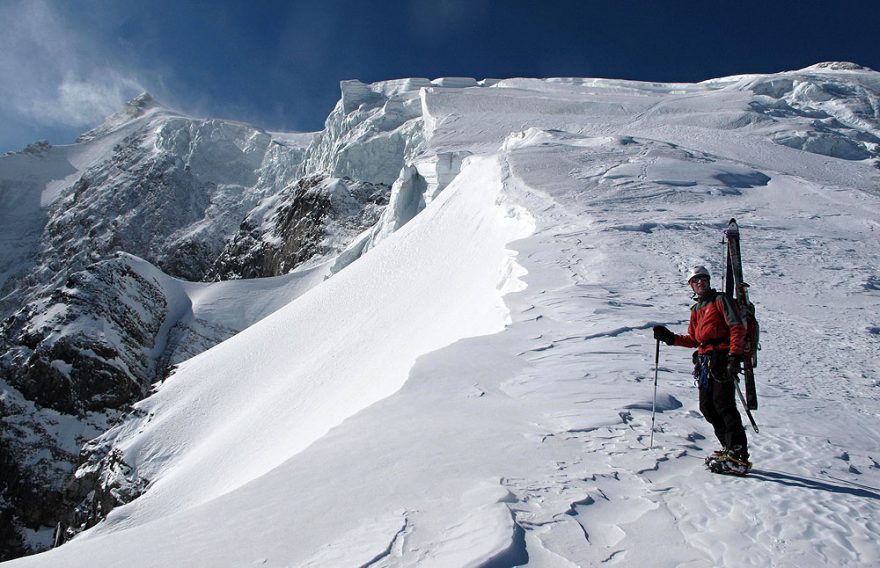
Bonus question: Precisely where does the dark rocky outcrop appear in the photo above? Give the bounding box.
[210,176,389,280]
[0,256,173,555]
[1,257,170,415]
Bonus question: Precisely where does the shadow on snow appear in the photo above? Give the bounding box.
[749,469,880,501]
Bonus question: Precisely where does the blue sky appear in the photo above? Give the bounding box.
[2,0,878,153]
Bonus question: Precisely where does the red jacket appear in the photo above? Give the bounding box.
[673,290,746,355]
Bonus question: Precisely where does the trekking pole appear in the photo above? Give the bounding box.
[650,339,660,449]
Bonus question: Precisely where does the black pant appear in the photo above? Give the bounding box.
[698,352,748,453]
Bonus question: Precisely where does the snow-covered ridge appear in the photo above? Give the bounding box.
[2,63,880,564]
[74,93,165,144]
[801,61,874,72]
[75,155,535,532]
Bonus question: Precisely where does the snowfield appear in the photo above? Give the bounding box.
[5,64,880,566]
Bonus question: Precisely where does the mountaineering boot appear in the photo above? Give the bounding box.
[707,446,751,476]
[704,448,727,467]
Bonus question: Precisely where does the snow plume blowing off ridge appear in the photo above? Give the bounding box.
[58,156,534,540]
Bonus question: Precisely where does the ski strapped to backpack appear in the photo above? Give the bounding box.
[723,218,761,433]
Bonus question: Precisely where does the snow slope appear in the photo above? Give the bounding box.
[7,65,880,567]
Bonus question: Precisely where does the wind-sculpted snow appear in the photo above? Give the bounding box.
[737,64,880,162]
[63,155,534,536]
[4,63,880,565]
[0,80,446,554]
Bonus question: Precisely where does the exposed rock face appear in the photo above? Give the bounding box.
[1,109,310,323]
[0,256,173,556]
[63,445,149,540]
[41,124,287,286]
[1,256,171,415]
[0,377,118,561]
[210,176,389,280]
[0,444,38,560]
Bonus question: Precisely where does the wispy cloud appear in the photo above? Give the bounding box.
[0,0,143,128]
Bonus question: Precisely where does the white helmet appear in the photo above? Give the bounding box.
[687,265,711,283]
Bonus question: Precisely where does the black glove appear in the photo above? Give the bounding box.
[653,326,675,346]
[727,354,742,380]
